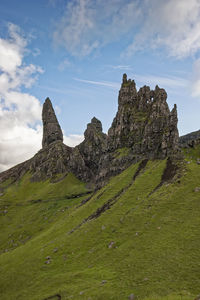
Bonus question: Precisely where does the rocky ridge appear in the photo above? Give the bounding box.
[179,129,200,148]
[0,74,180,186]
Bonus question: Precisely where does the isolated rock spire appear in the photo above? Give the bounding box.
[42,98,63,148]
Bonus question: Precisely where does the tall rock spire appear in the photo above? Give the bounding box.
[42,98,63,148]
[108,74,179,158]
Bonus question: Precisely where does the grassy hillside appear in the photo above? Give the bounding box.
[0,156,200,300]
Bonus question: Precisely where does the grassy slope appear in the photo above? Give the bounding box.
[0,173,89,253]
[0,157,200,300]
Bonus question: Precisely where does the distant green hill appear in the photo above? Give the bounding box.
[0,149,200,299]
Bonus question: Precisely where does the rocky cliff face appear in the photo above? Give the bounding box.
[108,74,179,159]
[0,74,180,186]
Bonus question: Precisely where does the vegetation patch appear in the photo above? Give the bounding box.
[114,147,131,158]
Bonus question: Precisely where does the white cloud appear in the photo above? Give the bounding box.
[74,74,188,91]
[53,0,97,56]
[64,134,84,147]
[0,125,42,171]
[53,0,140,57]
[0,25,24,73]
[0,24,43,172]
[74,77,119,89]
[0,25,84,172]
[109,65,132,71]
[53,0,200,60]
[133,74,188,89]
[53,0,200,99]
[125,0,200,58]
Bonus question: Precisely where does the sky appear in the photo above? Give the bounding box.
[1,0,200,171]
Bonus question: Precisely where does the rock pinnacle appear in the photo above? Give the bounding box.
[42,97,63,148]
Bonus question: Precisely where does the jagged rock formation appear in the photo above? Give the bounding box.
[42,98,63,148]
[108,74,179,159]
[0,74,180,186]
[78,117,107,177]
[30,141,72,181]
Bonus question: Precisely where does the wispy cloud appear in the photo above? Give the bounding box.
[74,77,120,89]
[133,74,188,89]
[108,65,132,71]
[37,85,71,95]
[124,0,200,59]
[48,0,64,7]
[53,0,140,57]
[74,74,188,91]
[32,47,41,57]
[53,0,200,60]
[58,58,71,71]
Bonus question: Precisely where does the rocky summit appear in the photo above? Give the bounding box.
[0,74,179,185]
[108,74,179,158]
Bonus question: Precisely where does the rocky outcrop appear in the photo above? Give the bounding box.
[108,74,179,159]
[0,74,180,186]
[77,117,107,177]
[0,159,31,184]
[179,129,200,148]
[29,141,72,181]
[42,98,63,148]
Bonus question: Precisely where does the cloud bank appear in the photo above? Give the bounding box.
[125,0,200,59]
[0,24,43,172]
[0,24,83,172]
[53,0,200,59]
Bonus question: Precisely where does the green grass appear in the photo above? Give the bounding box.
[0,173,89,253]
[122,82,133,87]
[1,172,88,203]
[0,158,200,299]
[182,143,200,161]
[143,294,193,300]
[114,147,131,158]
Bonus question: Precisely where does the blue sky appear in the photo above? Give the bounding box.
[1,0,200,171]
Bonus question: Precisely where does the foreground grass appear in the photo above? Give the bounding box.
[0,173,89,253]
[0,159,199,299]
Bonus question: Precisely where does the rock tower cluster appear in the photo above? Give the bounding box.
[108,74,179,158]
[0,74,179,185]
